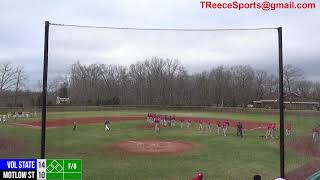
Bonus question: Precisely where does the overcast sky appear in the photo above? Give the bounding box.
[0,0,319,88]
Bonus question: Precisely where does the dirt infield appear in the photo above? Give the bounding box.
[16,115,145,128]
[286,160,320,180]
[0,137,27,156]
[286,136,320,180]
[16,115,275,130]
[108,140,194,155]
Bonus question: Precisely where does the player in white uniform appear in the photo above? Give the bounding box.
[104,120,110,132]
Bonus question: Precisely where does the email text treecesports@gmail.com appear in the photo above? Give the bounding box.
[200,1,316,11]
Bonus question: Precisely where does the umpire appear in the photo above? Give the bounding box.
[237,121,243,138]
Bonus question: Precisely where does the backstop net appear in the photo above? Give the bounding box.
[38,23,319,179]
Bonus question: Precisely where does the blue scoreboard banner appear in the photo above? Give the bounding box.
[0,159,37,179]
[0,159,82,180]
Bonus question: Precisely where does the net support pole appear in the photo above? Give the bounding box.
[41,21,49,159]
[278,27,285,178]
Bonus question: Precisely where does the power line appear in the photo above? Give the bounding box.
[50,23,278,32]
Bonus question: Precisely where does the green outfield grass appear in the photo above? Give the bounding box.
[1,110,319,179]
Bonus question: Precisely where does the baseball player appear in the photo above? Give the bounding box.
[222,120,229,136]
[164,115,168,126]
[104,119,110,132]
[180,119,184,128]
[271,123,277,139]
[265,123,272,139]
[315,127,319,142]
[192,172,204,180]
[167,115,172,127]
[286,123,292,136]
[160,115,165,126]
[171,115,176,127]
[146,113,151,123]
[207,120,214,133]
[203,120,208,132]
[312,126,319,142]
[198,120,203,131]
[236,121,243,138]
[187,119,192,128]
[153,113,156,123]
[73,121,77,131]
[7,112,11,120]
[154,116,160,133]
[217,121,222,135]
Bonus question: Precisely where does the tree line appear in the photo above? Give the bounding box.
[1,58,319,107]
[50,57,320,107]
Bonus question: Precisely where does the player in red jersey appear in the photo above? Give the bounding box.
[172,115,176,127]
[154,116,160,133]
[286,123,292,136]
[312,125,320,142]
[222,120,229,136]
[160,115,165,126]
[202,120,207,132]
[217,121,222,135]
[149,113,154,123]
[207,120,214,133]
[265,123,272,139]
[187,119,192,128]
[172,114,176,127]
[73,121,77,131]
[192,172,204,180]
[164,115,168,126]
[312,127,317,142]
[198,120,203,131]
[180,119,184,128]
[146,113,150,123]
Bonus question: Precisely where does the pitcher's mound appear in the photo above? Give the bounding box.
[108,140,194,155]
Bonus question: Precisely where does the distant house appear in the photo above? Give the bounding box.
[253,93,320,110]
[56,96,70,104]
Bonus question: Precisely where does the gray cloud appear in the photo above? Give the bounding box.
[0,0,319,88]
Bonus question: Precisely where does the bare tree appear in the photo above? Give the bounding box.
[254,70,268,100]
[231,65,255,107]
[0,62,17,93]
[296,80,312,97]
[13,66,27,107]
[284,64,305,95]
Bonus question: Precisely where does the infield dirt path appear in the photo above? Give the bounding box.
[16,115,277,130]
[286,136,320,180]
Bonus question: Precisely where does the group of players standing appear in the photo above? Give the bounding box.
[147,113,178,127]
[146,113,244,137]
[265,123,280,139]
[196,119,240,137]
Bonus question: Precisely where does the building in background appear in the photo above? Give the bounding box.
[253,93,320,110]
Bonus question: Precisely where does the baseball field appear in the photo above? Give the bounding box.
[0,110,319,180]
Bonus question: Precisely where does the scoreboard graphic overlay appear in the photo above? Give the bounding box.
[0,159,82,180]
